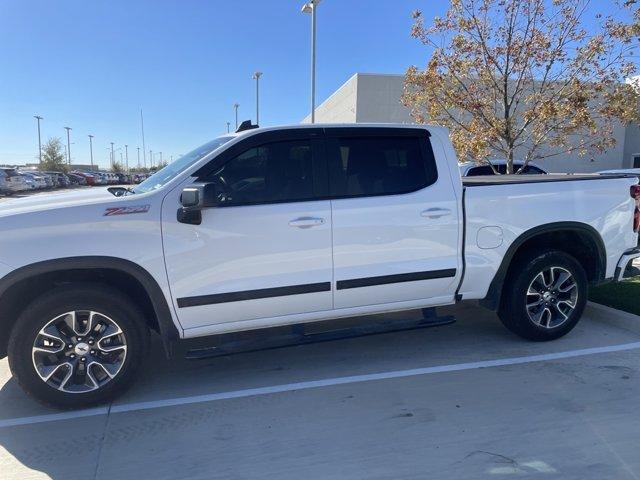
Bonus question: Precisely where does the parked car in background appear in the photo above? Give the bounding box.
[19,173,36,190]
[459,160,547,176]
[72,171,97,186]
[39,171,61,188]
[27,172,48,189]
[0,167,28,193]
[67,173,87,186]
[114,172,131,184]
[0,170,9,195]
[92,172,108,185]
[42,174,54,189]
[54,172,70,188]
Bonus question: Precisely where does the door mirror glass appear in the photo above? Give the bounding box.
[179,183,218,209]
[180,187,200,208]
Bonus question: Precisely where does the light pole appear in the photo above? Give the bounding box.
[64,127,72,165]
[253,71,263,125]
[159,151,163,165]
[34,115,43,164]
[140,109,147,169]
[88,135,94,169]
[233,103,239,129]
[149,150,153,168]
[226,122,230,133]
[137,147,141,168]
[301,0,321,124]
[110,142,115,168]
[125,144,129,173]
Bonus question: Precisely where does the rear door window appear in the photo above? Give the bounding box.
[326,134,436,198]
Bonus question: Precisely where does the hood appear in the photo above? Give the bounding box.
[0,187,116,217]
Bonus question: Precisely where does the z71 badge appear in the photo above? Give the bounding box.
[104,205,151,216]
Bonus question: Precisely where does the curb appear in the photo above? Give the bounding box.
[586,301,640,335]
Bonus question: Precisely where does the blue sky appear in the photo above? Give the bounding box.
[0,0,447,168]
[0,1,633,169]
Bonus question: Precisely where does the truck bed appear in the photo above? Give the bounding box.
[462,173,634,187]
[459,171,639,301]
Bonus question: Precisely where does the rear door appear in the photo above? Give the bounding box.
[327,128,460,310]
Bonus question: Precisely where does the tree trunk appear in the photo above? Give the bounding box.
[507,149,514,174]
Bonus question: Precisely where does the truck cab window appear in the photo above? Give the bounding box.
[327,136,436,198]
[208,140,316,206]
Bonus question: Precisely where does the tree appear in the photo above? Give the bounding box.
[111,161,125,173]
[40,137,67,172]
[155,160,168,170]
[403,0,640,173]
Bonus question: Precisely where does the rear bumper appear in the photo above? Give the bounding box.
[614,247,640,282]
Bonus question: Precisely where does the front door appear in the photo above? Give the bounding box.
[162,130,333,333]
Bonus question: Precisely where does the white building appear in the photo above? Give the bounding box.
[306,73,640,173]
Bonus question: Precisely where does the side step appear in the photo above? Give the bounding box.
[185,308,455,360]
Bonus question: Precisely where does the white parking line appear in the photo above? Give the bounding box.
[1,341,640,429]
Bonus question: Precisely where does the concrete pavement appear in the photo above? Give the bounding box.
[1,302,640,479]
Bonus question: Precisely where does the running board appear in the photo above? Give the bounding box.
[184,308,455,360]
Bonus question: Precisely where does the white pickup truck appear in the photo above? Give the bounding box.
[0,123,639,408]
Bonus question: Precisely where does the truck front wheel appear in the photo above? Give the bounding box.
[8,284,149,409]
[498,250,588,341]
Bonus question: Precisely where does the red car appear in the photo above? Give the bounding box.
[71,171,97,186]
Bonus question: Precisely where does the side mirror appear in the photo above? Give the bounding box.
[179,182,218,209]
[178,183,218,225]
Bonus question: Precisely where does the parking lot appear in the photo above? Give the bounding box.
[1,301,639,479]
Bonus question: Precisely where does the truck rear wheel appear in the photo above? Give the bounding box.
[498,250,587,341]
[8,284,149,409]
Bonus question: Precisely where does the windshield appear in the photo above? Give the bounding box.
[133,136,234,194]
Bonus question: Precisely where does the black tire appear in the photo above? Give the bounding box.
[8,284,149,409]
[498,250,588,341]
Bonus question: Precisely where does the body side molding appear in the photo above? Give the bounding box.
[177,282,331,308]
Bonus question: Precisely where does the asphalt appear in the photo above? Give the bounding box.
[1,301,640,479]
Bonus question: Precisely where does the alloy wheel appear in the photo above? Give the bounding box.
[31,310,127,393]
[526,266,578,329]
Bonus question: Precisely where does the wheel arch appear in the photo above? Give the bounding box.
[0,256,180,359]
[480,222,606,311]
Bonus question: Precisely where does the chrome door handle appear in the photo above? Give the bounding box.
[289,217,325,228]
[421,208,451,219]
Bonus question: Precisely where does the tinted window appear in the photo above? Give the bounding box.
[466,165,495,176]
[327,136,435,198]
[208,140,315,206]
[519,165,546,174]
